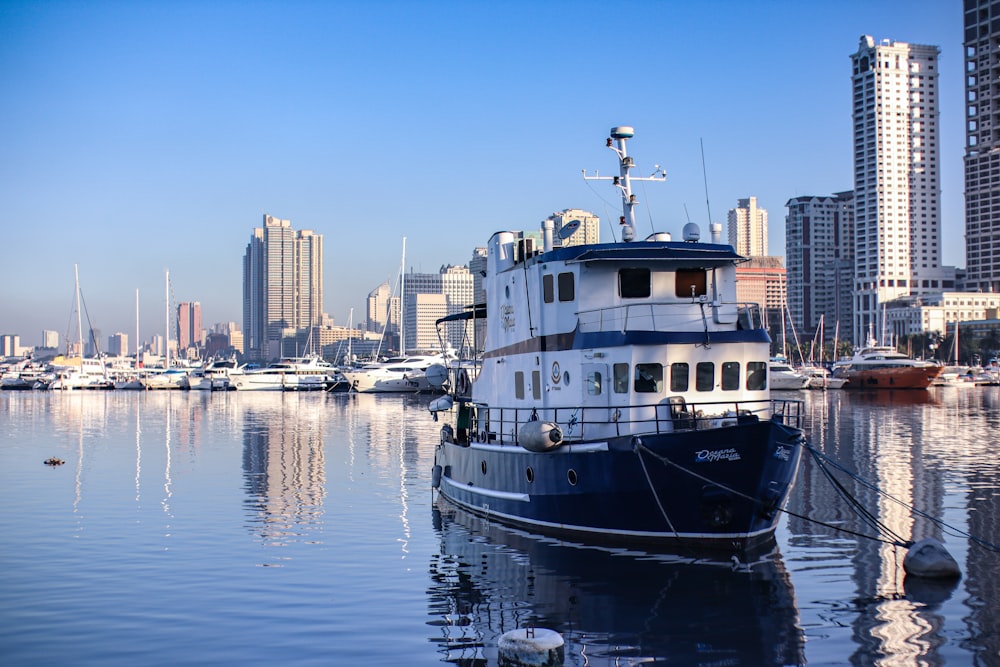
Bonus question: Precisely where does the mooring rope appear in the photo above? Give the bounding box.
[634,442,679,539]
[634,439,1000,552]
[804,442,1000,553]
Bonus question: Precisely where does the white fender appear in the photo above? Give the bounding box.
[428,395,454,413]
[518,421,563,452]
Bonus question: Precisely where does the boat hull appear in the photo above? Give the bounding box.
[433,418,803,549]
[837,365,943,389]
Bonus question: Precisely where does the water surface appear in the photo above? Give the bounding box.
[1,388,997,665]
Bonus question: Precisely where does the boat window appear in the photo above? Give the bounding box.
[634,363,662,393]
[670,363,689,392]
[618,268,651,298]
[543,274,554,303]
[515,371,525,399]
[532,370,541,399]
[721,362,740,391]
[613,363,629,393]
[696,362,715,391]
[747,361,767,390]
[675,269,707,298]
[558,272,575,302]
[586,370,602,396]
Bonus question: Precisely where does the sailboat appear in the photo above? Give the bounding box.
[47,265,112,390]
[141,270,190,389]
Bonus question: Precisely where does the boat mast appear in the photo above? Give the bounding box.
[583,126,665,243]
[135,288,139,365]
[164,270,170,369]
[400,237,406,354]
[74,264,83,357]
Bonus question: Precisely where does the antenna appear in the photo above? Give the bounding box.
[700,138,712,224]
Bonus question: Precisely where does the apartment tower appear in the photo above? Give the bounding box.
[243,214,324,360]
[850,36,942,344]
[728,197,768,257]
[785,191,855,342]
[964,2,1000,293]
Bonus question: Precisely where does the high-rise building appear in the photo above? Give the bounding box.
[177,302,202,351]
[728,197,768,257]
[964,2,1000,294]
[785,191,855,342]
[86,328,102,357]
[41,330,59,349]
[544,209,601,246]
[851,35,942,344]
[243,214,324,360]
[366,281,399,339]
[402,265,474,354]
[107,332,128,357]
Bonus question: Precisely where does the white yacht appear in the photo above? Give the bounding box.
[189,358,242,391]
[47,357,113,390]
[140,368,191,390]
[342,354,447,393]
[768,359,811,390]
[230,356,333,391]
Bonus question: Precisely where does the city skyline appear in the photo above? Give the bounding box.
[1,2,965,346]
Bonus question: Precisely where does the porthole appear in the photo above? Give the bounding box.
[525,467,534,483]
[481,460,487,475]
[563,371,570,386]
[567,469,578,486]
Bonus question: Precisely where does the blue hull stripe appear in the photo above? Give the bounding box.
[483,328,770,359]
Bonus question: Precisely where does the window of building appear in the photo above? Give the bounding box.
[619,268,651,298]
[634,363,663,393]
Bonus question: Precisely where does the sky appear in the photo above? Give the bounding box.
[0,0,966,348]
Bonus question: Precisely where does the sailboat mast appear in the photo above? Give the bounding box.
[165,270,169,369]
[135,288,139,363]
[400,237,406,355]
[74,264,84,357]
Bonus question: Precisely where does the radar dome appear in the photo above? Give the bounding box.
[682,222,701,242]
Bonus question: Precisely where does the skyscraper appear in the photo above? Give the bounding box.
[177,301,202,351]
[728,197,768,257]
[964,2,1000,293]
[544,209,600,246]
[850,35,941,344]
[243,214,324,360]
[785,191,855,341]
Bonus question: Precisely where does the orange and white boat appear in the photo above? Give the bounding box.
[833,345,943,390]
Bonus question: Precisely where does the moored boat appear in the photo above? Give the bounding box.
[342,354,447,393]
[428,126,805,549]
[833,344,943,390]
[768,359,811,390]
[230,356,333,391]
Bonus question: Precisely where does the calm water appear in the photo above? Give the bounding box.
[1,388,998,666]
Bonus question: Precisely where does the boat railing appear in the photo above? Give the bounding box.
[576,301,764,333]
[463,397,802,446]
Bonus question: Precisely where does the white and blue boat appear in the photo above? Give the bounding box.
[430,126,805,549]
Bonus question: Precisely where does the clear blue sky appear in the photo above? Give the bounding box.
[1,0,965,348]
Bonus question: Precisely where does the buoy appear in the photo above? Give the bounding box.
[44,458,65,466]
[431,464,442,489]
[517,421,563,452]
[903,538,961,579]
[428,395,454,414]
[498,627,564,667]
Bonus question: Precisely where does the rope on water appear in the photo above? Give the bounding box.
[804,442,1000,554]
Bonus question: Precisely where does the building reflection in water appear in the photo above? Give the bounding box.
[792,388,1000,664]
[428,502,805,666]
[241,395,328,546]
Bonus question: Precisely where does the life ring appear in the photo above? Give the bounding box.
[456,369,470,395]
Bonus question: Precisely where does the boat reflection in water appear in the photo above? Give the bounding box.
[428,502,804,666]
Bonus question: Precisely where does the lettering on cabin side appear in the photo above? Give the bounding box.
[501,304,515,330]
